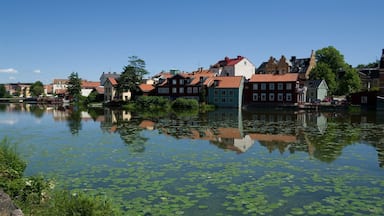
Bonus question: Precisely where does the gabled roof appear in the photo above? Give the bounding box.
[81,81,100,88]
[105,77,118,86]
[212,56,245,68]
[207,76,243,88]
[138,84,155,92]
[53,79,68,84]
[249,73,298,83]
[304,80,326,88]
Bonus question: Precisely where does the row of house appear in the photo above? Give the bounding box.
[101,52,329,109]
[3,51,329,109]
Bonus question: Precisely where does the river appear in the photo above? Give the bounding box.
[1,103,383,215]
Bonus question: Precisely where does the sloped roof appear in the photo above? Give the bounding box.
[212,56,245,68]
[106,77,118,86]
[207,76,243,88]
[53,79,68,84]
[81,81,100,88]
[249,73,298,83]
[304,80,324,88]
[138,84,155,92]
[290,58,311,73]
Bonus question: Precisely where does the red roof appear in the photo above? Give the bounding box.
[207,76,243,88]
[95,86,104,94]
[139,84,155,92]
[213,56,245,67]
[107,77,118,86]
[249,73,298,82]
[81,81,100,88]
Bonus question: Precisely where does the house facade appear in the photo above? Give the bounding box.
[210,56,255,79]
[245,73,300,105]
[379,49,384,96]
[359,68,380,91]
[154,69,214,101]
[100,72,120,86]
[104,77,118,102]
[206,76,244,108]
[305,79,328,102]
[256,50,316,80]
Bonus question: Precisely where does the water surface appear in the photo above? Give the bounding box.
[1,104,383,215]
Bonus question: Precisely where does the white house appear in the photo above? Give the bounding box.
[210,56,255,79]
[305,79,329,102]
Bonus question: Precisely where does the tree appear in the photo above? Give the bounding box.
[67,72,82,102]
[310,46,361,95]
[30,81,44,97]
[117,56,149,99]
[309,62,337,94]
[0,84,10,98]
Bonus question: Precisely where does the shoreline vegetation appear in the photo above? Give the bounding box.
[0,138,122,216]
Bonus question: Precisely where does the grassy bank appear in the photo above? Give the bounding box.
[0,138,122,215]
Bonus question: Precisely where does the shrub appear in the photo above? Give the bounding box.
[135,96,170,110]
[171,98,199,110]
[0,138,26,180]
[46,190,122,216]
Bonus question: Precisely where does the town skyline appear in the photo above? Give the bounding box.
[1,0,383,84]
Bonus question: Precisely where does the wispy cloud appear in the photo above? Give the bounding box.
[33,69,41,74]
[9,76,16,80]
[0,68,18,73]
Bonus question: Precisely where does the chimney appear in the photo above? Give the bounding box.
[225,57,230,62]
[214,80,219,86]
[237,55,242,59]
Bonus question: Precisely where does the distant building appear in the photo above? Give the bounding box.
[256,50,316,80]
[304,79,328,102]
[210,56,255,79]
[81,80,101,97]
[245,73,301,106]
[206,76,245,108]
[100,72,120,86]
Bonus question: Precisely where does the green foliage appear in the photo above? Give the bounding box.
[171,98,199,110]
[117,56,149,98]
[356,61,379,69]
[0,84,11,98]
[0,138,26,181]
[199,103,216,113]
[309,62,337,94]
[30,81,44,97]
[67,72,82,102]
[46,190,122,216]
[135,96,170,110]
[310,46,361,95]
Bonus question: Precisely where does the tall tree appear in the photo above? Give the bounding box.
[310,46,361,95]
[67,72,82,102]
[30,81,44,97]
[0,84,9,98]
[117,56,148,99]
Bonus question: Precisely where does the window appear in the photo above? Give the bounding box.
[193,87,198,93]
[253,93,259,101]
[221,90,226,96]
[214,98,218,103]
[187,87,192,93]
[261,83,266,90]
[179,87,184,93]
[269,83,275,90]
[214,90,218,96]
[269,93,275,101]
[278,93,283,101]
[172,79,177,85]
[361,96,368,104]
[179,79,184,85]
[229,90,233,95]
[158,88,169,94]
[222,98,226,103]
[253,83,258,90]
[286,93,292,101]
[286,83,292,90]
[172,87,177,93]
[261,93,267,101]
[278,83,283,90]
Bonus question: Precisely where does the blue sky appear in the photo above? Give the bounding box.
[1,0,383,84]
